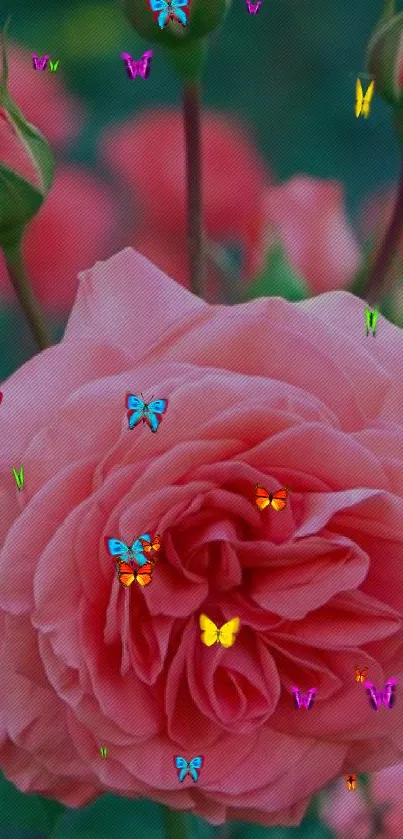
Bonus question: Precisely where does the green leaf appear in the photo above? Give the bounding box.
[230,819,334,839]
[52,796,166,839]
[0,770,65,835]
[244,241,310,302]
[51,797,216,839]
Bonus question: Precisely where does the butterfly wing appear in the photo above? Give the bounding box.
[345,773,356,791]
[355,78,363,117]
[135,561,153,587]
[132,535,150,567]
[172,7,188,24]
[149,0,168,8]
[199,614,219,646]
[106,538,130,560]
[255,484,271,511]
[270,487,288,511]
[151,534,161,552]
[158,8,169,27]
[384,679,397,708]
[188,756,203,782]
[217,617,240,648]
[116,561,136,587]
[371,307,379,335]
[362,80,374,117]
[174,756,189,782]
[144,399,168,433]
[292,687,302,709]
[364,681,379,710]
[305,688,317,709]
[139,534,153,554]
[126,394,146,429]
[365,307,371,336]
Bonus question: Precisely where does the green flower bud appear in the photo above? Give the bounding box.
[0,22,55,251]
[121,0,231,46]
[367,11,403,107]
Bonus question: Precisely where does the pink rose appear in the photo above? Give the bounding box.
[0,249,403,825]
[0,165,122,312]
[263,176,362,293]
[7,41,84,146]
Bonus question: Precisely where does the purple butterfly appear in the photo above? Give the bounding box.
[364,679,397,710]
[32,54,50,71]
[292,687,317,709]
[246,0,262,13]
[121,51,153,80]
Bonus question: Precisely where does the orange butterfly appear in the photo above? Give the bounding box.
[115,560,153,588]
[354,666,368,683]
[344,773,357,791]
[140,534,161,554]
[255,485,288,512]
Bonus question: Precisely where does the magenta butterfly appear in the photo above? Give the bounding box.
[121,51,153,80]
[292,687,317,709]
[246,0,262,13]
[364,679,397,710]
[32,54,50,70]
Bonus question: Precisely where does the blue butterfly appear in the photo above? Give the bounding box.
[174,755,203,782]
[105,536,153,567]
[149,0,190,30]
[126,393,168,433]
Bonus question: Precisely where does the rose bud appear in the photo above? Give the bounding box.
[367,11,403,107]
[120,0,231,46]
[0,26,54,250]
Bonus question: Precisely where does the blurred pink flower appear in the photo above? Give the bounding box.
[99,109,268,275]
[6,40,84,146]
[263,176,362,293]
[319,779,372,839]
[0,165,122,312]
[371,764,403,838]
[0,249,403,823]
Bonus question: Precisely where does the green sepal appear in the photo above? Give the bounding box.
[0,19,55,248]
[0,168,42,250]
[244,241,310,302]
[165,38,208,83]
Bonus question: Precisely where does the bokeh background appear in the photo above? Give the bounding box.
[1,0,402,836]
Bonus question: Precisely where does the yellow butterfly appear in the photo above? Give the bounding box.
[199,614,240,648]
[355,78,375,118]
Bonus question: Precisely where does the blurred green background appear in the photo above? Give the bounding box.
[0,0,397,835]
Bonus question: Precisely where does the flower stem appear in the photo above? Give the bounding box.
[361,154,403,307]
[161,805,192,839]
[381,0,396,23]
[183,81,205,299]
[3,237,52,350]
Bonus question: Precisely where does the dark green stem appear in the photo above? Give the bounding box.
[161,805,192,839]
[183,81,205,299]
[3,236,52,350]
[361,155,403,306]
[381,0,396,22]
